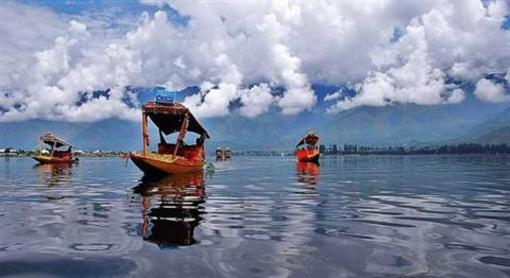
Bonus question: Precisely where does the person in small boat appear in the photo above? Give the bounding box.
[216,147,224,160]
[196,136,206,159]
[195,135,205,146]
[156,133,205,161]
[224,147,232,159]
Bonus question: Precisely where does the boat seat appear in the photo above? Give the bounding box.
[158,143,176,155]
[158,143,202,160]
[52,151,71,158]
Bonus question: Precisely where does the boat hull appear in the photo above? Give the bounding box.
[296,149,320,163]
[130,152,204,176]
[32,155,76,164]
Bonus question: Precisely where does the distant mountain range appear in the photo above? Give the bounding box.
[320,105,469,146]
[467,127,510,145]
[0,119,140,150]
[457,107,510,145]
[318,102,510,146]
[1,101,509,151]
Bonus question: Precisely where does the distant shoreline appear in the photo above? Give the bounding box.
[2,153,510,159]
[2,143,509,158]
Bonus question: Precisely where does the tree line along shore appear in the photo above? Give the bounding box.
[2,143,510,158]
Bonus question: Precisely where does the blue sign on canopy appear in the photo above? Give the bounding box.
[154,86,176,103]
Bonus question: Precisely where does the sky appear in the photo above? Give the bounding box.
[0,0,509,122]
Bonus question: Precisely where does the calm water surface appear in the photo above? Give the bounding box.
[0,155,509,277]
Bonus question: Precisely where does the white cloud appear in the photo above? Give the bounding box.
[447,88,466,104]
[324,90,343,102]
[238,84,274,118]
[183,82,238,118]
[0,0,509,121]
[474,78,510,103]
[328,0,508,112]
[0,1,65,94]
[0,1,141,122]
[328,20,467,113]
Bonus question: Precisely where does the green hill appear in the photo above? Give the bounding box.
[320,104,476,146]
[469,127,510,145]
[2,104,508,151]
[460,107,510,143]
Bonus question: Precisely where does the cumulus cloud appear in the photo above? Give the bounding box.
[238,84,275,118]
[0,0,509,122]
[474,78,510,103]
[329,0,508,112]
[0,1,65,97]
[328,19,467,112]
[0,1,140,122]
[324,91,342,102]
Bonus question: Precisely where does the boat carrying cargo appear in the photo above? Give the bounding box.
[130,99,209,176]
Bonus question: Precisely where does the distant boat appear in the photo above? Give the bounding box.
[129,96,210,176]
[295,130,320,163]
[224,147,232,159]
[215,147,224,160]
[32,132,78,164]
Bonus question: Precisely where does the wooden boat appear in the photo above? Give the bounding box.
[295,130,320,163]
[130,98,210,176]
[215,147,224,160]
[32,132,77,164]
[224,147,232,159]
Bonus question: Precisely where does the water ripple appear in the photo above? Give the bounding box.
[0,155,509,277]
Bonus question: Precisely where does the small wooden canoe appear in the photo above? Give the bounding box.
[295,130,320,163]
[33,132,77,164]
[130,152,204,176]
[32,155,77,164]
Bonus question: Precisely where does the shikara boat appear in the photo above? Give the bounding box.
[224,147,232,159]
[215,147,224,160]
[295,130,320,163]
[32,132,77,164]
[129,97,210,176]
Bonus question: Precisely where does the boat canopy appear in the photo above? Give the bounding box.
[296,133,319,148]
[40,132,72,148]
[143,101,210,139]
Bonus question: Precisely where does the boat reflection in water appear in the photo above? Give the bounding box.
[132,172,206,247]
[34,163,73,187]
[296,161,320,187]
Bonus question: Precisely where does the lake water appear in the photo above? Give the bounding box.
[0,155,509,277]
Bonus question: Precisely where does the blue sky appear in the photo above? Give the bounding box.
[19,0,189,25]
[20,0,161,15]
